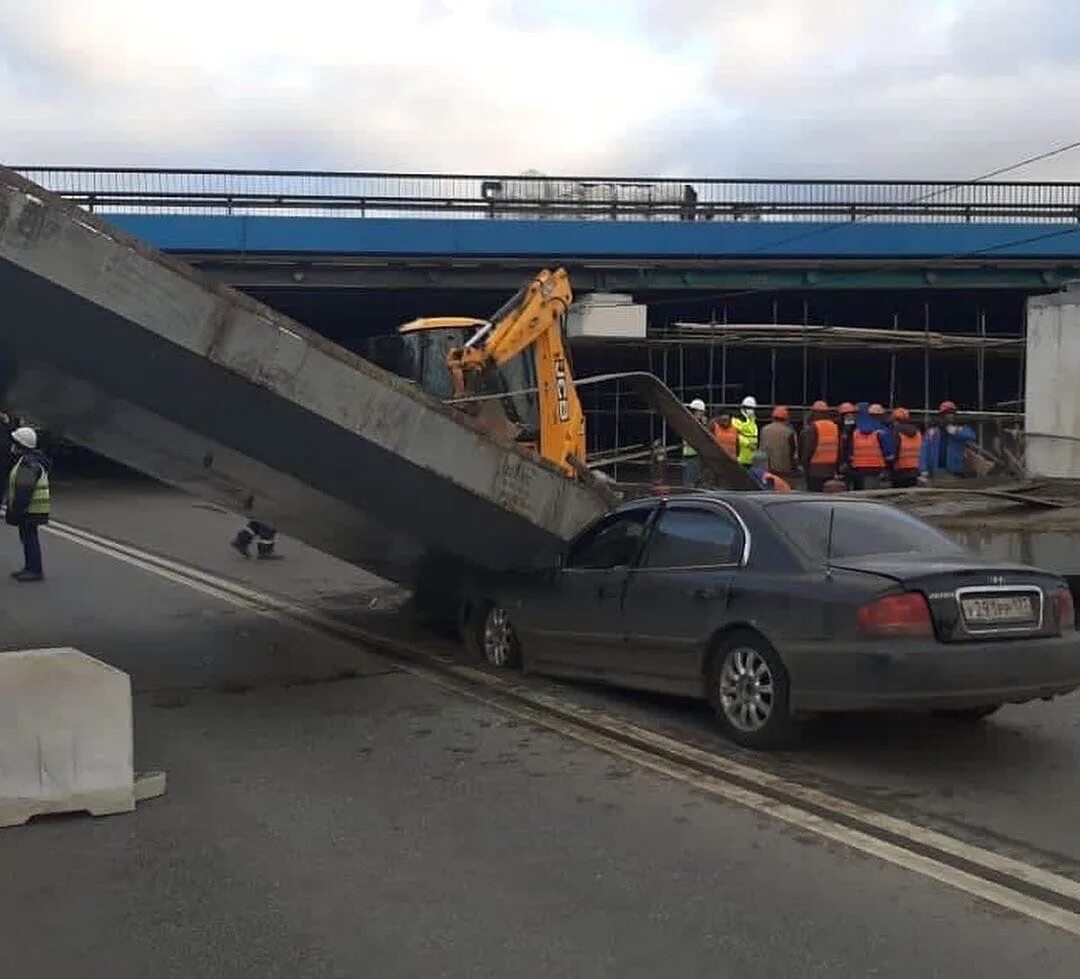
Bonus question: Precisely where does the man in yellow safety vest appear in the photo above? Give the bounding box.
[731,396,760,466]
[4,426,50,582]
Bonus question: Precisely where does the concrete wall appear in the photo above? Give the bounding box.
[1026,291,1080,478]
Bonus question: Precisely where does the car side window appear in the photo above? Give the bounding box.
[565,509,653,570]
[641,507,743,569]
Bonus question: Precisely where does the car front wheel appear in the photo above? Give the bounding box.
[479,604,521,669]
[709,632,796,749]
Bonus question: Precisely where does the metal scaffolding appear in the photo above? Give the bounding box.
[569,316,1026,480]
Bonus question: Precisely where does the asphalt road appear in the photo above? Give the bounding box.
[2,473,1079,976]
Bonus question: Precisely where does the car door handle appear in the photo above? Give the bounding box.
[691,587,725,601]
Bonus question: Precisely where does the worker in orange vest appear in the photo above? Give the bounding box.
[848,402,888,490]
[887,407,923,488]
[799,400,840,492]
[709,411,739,459]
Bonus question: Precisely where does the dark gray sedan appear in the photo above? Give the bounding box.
[467,493,1080,748]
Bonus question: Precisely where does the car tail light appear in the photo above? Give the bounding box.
[1056,588,1075,631]
[858,592,934,638]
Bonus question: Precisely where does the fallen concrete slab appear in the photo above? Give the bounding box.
[0,647,166,827]
[0,167,607,589]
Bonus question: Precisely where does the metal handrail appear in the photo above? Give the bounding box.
[13,166,1080,223]
[13,164,1080,187]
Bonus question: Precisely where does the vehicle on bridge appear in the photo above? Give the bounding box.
[469,493,1080,749]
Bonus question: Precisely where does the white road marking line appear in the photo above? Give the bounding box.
[46,517,1080,937]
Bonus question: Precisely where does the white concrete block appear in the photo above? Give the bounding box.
[567,294,647,339]
[0,648,166,827]
[1026,292,1080,478]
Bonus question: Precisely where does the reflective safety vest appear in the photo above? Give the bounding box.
[731,415,759,465]
[7,458,50,517]
[682,441,698,458]
[711,423,738,458]
[895,431,923,472]
[850,430,885,471]
[809,419,840,467]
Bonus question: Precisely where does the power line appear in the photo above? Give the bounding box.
[969,137,1080,183]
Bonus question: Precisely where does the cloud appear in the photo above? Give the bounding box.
[2,0,1080,179]
[0,0,703,172]
[631,0,1080,179]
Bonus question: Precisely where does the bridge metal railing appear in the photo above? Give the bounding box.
[12,166,1080,223]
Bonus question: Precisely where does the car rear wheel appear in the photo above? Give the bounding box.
[709,632,796,749]
[932,704,1003,722]
[478,604,521,669]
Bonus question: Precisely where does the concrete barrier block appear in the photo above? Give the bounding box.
[0,647,166,828]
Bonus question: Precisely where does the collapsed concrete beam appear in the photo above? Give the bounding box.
[0,168,607,585]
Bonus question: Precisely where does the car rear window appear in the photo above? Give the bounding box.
[764,500,966,561]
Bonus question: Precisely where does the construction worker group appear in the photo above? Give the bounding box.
[685,397,977,492]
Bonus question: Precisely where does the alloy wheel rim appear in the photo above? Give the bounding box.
[718,647,775,732]
[483,607,513,666]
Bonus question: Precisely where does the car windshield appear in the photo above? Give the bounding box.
[764,500,967,562]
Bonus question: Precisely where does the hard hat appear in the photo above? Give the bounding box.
[811,399,829,412]
[688,398,706,412]
[11,426,37,450]
[772,405,790,421]
[741,396,757,409]
[838,401,856,415]
[892,406,910,422]
[868,403,886,416]
[939,399,957,414]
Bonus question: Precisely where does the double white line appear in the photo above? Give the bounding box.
[46,517,1080,939]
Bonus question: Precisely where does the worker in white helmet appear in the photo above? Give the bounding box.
[731,395,760,467]
[4,426,50,582]
[682,398,708,487]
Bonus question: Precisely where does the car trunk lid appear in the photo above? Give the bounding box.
[832,555,1064,641]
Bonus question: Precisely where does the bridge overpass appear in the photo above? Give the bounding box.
[11,167,1074,455]
[13,167,1080,294]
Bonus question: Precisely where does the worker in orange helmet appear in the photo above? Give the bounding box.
[887,406,923,488]
[800,400,840,493]
[709,410,738,459]
[920,399,976,479]
[759,405,799,487]
[848,402,888,491]
[837,401,858,485]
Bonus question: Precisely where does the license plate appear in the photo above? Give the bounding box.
[961,594,1034,625]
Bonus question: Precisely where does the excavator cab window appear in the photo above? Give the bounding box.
[396,326,539,435]
[398,326,466,401]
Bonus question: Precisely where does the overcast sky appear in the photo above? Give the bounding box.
[2,0,1079,179]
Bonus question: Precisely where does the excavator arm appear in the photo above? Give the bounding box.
[446,268,586,476]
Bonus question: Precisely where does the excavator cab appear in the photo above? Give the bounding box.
[384,270,586,477]
[394,314,541,444]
